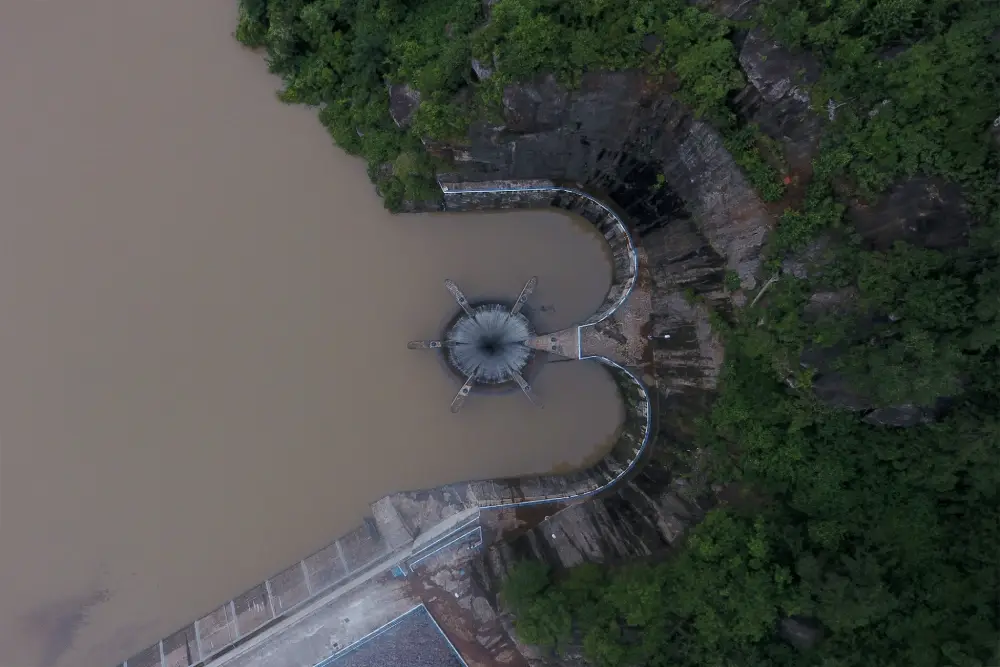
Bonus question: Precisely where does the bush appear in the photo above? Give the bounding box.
[723,126,787,202]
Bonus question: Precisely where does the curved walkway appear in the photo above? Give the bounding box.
[424,179,653,510]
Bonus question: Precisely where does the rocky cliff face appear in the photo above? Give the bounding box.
[433,70,774,289]
[734,26,822,175]
[399,71,782,633]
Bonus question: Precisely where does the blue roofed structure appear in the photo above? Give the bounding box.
[317,605,467,667]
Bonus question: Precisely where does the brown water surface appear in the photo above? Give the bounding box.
[0,2,622,666]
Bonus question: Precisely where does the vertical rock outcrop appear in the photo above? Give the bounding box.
[848,176,974,250]
[735,26,823,174]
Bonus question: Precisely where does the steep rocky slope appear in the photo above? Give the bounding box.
[398,25,995,661]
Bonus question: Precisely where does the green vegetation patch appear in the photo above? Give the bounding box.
[723,125,787,202]
[762,0,1000,254]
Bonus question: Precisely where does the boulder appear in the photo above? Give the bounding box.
[739,27,816,105]
[849,176,973,250]
[781,236,831,279]
[471,57,494,81]
[779,616,824,650]
[388,83,421,128]
[738,27,823,172]
[863,404,937,427]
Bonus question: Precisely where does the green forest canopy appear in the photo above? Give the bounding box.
[235,0,999,665]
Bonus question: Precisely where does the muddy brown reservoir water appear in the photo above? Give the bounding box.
[0,2,622,666]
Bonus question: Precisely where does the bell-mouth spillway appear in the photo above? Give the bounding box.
[408,276,545,412]
[444,304,534,384]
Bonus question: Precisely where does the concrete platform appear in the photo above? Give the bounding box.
[522,328,579,359]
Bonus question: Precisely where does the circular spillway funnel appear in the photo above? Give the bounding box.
[444,303,534,384]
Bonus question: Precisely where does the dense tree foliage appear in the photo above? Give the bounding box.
[723,126,787,202]
[507,200,1000,667]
